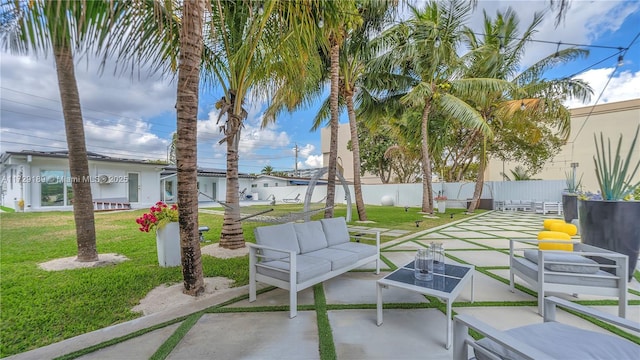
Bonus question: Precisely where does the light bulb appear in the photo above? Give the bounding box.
[520,101,526,111]
[434,36,441,48]
[318,16,324,28]
[617,55,624,67]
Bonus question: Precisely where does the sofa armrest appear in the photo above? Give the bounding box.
[543,297,639,332]
[248,242,296,262]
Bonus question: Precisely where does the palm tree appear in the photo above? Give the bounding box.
[173,0,206,295]
[366,0,510,214]
[461,8,591,212]
[0,0,134,262]
[261,165,274,175]
[310,1,395,221]
[205,0,321,248]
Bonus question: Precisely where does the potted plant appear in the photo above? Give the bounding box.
[435,191,447,213]
[136,201,181,267]
[578,125,640,281]
[562,170,582,223]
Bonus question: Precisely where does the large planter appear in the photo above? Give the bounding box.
[155,222,181,267]
[562,194,579,223]
[437,200,446,213]
[578,199,640,281]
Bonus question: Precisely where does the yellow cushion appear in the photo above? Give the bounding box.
[543,219,565,230]
[537,231,573,251]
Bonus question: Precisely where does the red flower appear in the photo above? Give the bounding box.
[135,201,179,233]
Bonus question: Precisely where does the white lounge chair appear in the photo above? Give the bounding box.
[453,296,640,360]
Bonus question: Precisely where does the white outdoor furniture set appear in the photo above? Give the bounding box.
[248,217,380,318]
[509,238,628,317]
[453,296,640,360]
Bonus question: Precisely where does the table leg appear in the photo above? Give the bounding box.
[446,299,452,349]
[471,272,475,303]
[376,282,383,326]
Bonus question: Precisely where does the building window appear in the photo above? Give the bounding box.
[41,170,72,206]
[251,184,257,188]
[275,183,279,187]
[263,183,268,187]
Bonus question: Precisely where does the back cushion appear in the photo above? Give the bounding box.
[254,223,300,259]
[320,217,350,246]
[294,221,328,253]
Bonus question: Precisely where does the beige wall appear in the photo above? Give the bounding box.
[486,99,640,192]
[321,125,382,184]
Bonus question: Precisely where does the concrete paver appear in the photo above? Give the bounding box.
[9,210,639,360]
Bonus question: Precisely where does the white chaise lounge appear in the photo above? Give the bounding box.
[453,296,640,360]
[248,217,380,318]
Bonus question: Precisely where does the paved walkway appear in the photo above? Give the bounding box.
[8,211,640,360]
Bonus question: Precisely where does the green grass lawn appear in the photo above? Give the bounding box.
[0,205,475,357]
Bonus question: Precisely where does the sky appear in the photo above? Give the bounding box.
[1,0,639,174]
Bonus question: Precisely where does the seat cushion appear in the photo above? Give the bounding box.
[523,249,599,274]
[254,223,300,259]
[512,257,617,287]
[329,242,377,260]
[303,248,359,271]
[320,217,351,246]
[256,255,331,284]
[294,221,328,253]
[475,321,640,360]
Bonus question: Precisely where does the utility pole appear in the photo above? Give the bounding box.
[294,143,299,176]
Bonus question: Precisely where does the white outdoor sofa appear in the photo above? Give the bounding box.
[509,238,628,317]
[248,217,380,318]
[453,296,640,360]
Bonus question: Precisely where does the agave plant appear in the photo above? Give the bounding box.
[564,170,583,194]
[593,125,640,200]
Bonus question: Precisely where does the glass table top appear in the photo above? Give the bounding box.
[382,261,472,293]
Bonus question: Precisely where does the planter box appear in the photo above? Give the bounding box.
[562,194,578,223]
[156,222,181,267]
[578,199,640,281]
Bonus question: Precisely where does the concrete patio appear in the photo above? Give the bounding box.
[8,211,640,360]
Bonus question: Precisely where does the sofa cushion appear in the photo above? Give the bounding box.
[256,255,331,284]
[294,221,328,253]
[523,249,599,274]
[330,242,377,260]
[475,321,640,360]
[320,217,351,246]
[254,223,300,259]
[512,257,617,287]
[303,248,359,271]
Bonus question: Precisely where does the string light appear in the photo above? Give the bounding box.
[318,15,324,28]
[554,41,561,58]
[520,101,526,110]
[258,4,264,15]
[434,36,441,48]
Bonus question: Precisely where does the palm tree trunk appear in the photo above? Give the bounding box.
[346,93,366,221]
[220,114,244,249]
[467,136,487,213]
[176,0,205,296]
[420,101,434,214]
[325,37,340,219]
[52,43,98,262]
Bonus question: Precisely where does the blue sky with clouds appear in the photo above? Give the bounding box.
[1,0,639,174]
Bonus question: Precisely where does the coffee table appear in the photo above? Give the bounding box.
[376,261,474,349]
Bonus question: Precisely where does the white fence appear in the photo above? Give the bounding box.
[252,180,566,210]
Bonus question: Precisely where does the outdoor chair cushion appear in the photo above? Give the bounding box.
[303,248,359,271]
[329,242,377,260]
[512,257,617,287]
[254,223,300,259]
[294,221,328,253]
[257,255,331,283]
[320,217,351,246]
[523,249,599,274]
[475,321,640,360]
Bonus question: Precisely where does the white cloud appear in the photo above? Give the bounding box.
[565,68,640,108]
[305,154,323,168]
